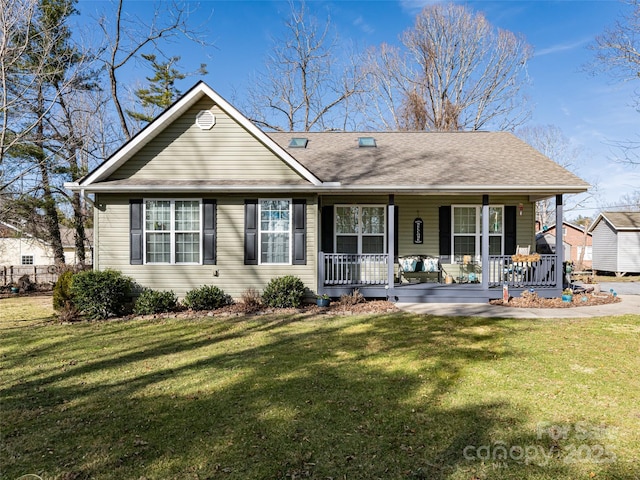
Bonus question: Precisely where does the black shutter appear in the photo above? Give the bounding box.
[130,199,143,265]
[321,205,334,253]
[203,199,217,265]
[292,199,306,265]
[244,199,258,265]
[439,205,451,263]
[504,205,517,255]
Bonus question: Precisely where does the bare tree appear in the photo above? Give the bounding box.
[516,125,597,229]
[97,0,211,140]
[243,1,367,132]
[590,0,640,165]
[366,3,532,131]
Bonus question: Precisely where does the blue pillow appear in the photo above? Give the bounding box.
[422,257,439,272]
[400,257,417,272]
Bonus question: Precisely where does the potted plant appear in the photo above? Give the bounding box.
[561,288,573,303]
[316,294,331,307]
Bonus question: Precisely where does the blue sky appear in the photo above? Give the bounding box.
[78,0,639,218]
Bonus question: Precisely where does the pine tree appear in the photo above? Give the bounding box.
[127,54,207,124]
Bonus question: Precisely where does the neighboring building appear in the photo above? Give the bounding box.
[0,221,93,266]
[536,221,592,270]
[590,211,640,276]
[65,82,589,303]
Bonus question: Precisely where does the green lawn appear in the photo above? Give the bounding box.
[1,297,639,480]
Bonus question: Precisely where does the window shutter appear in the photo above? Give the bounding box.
[203,199,217,265]
[130,199,143,265]
[321,205,334,253]
[439,206,452,263]
[504,206,517,255]
[244,199,258,265]
[292,199,306,265]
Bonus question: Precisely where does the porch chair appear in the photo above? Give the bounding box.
[516,245,531,256]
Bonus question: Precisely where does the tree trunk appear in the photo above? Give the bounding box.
[72,191,86,265]
[36,87,65,265]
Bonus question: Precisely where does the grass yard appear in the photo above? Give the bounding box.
[1,297,639,480]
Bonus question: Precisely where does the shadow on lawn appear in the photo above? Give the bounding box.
[1,313,633,479]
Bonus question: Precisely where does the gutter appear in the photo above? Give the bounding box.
[64,181,589,196]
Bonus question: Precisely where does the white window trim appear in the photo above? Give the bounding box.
[334,204,387,254]
[451,205,504,261]
[143,199,203,265]
[258,198,292,265]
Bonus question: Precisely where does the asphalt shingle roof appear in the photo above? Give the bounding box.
[600,211,640,229]
[268,131,589,189]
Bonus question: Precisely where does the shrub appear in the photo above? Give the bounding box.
[70,269,134,320]
[261,275,306,308]
[18,274,34,292]
[183,285,230,311]
[239,288,262,313]
[53,270,79,321]
[339,288,366,306]
[134,289,178,315]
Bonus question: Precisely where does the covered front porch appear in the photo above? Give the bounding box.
[317,194,567,303]
[318,252,562,303]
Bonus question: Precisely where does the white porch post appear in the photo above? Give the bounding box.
[555,194,564,290]
[387,195,395,298]
[481,195,489,290]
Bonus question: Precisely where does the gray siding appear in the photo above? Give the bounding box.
[618,232,640,272]
[108,98,305,183]
[95,193,318,299]
[592,220,619,272]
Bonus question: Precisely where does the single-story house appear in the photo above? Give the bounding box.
[0,221,93,266]
[589,211,640,276]
[536,221,592,270]
[65,82,589,303]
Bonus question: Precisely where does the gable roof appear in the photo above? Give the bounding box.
[0,221,93,248]
[590,211,640,232]
[68,81,322,190]
[536,221,591,237]
[65,81,589,196]
[0,221,31,238]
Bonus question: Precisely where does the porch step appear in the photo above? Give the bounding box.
[394,290,499,304]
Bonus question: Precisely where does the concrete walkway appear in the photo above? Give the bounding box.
[397,294,640,318]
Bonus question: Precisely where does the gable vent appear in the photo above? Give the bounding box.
[196,110,216,130]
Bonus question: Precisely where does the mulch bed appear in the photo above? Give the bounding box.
[490,290,621,308]
[117,300,399,322]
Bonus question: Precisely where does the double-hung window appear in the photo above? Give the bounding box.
[452,205,503,261]
[259,199,291,264]
[335,205,386,254]
[145,200,201,264]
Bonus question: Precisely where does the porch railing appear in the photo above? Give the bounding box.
[320,253,389,286]
[487,254,558,288]
[319,253,559,289]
